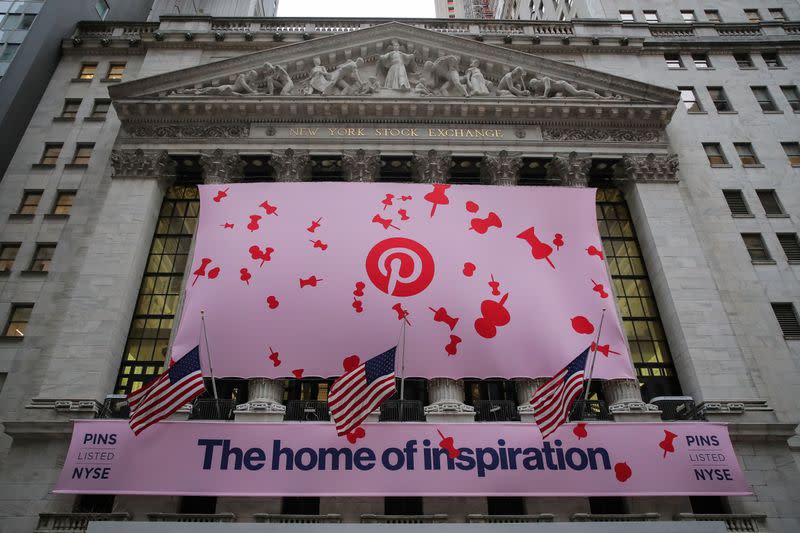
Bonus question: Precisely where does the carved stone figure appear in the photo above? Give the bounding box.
[110,149,174,179]
[434,55,469,97]
[414,60,437,96]
[257,62,293,95]
[465,58,491,96]
[324,57,365,96]
[528,75,604,99]
[305,57,333,95]
[356,76,381,96]
[183,70,259,96]
[378,40,416,91]
[496,67,530,97]
[273,64,294,95]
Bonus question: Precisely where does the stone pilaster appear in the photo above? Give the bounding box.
[514,378,548,416]
[481,150,522,186]
[342,149,381,182]
[270,148,311,182]
[546,151,591,187]
[199,149,245,184]
[234,378,286,422]
[602,378,660,421]
[620,153,679,183]
[424,378,475,423]
[110,148,175,189]
[412,150,451,184]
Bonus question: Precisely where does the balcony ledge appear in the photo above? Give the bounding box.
[467,513,555,523]
[147,513,236,522]
[254,514,342,523]
[571,513,660,522]
[361,514,448,524]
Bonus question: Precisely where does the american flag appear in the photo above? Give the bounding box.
[328,347,397,436]
[530,347,590,439]
[127,346,206,435]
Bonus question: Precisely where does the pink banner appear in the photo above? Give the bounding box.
[55,420,748,496]
[172,183,633,379]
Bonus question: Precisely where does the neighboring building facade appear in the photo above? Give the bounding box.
[0,0,154,186]
[1,6,800,533]
[147,0,278,19]
[435,0,495,19]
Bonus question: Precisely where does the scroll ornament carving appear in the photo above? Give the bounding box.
[342,149,381,182]
[482,151,522,186]
[547,152,592,188]
[621,153,679,183]
[542,128,661,144]
[270,148,311,182]
[126,123,249,138]
[412,150,452,184]
[199,149,246,185]
[110,149,175,178]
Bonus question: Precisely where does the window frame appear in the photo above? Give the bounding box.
[780,86,800,112]
[733,53,754,69]
[707,87,733,113]
[734,142,761,167]
[105,62,126,82]
[665,53,684,70]
[771,303,800,339]
[703,143,729,167]
[77,63,98,81]
[38,143,62,166]
[741,233,772,263]
[768,8,786,22]
[780,142,800,166]
[755,189,786,217]
[51,191,77,216]
[0,243,21,272]
[16,190,43,216]
[59,99,82,119]
[28,243,56,273]
[722,189,752,217]
[680,10,696,23]
[744,9,761,23]
[71,143,94,166]
[776,234,800,264]
[678,87,703,113]
[643,10,659,23]
[3,304,33,338]
[89,98,111,119]
[705,10,722,23]
[751,86,779,112]
[762,52,783,68]
[619,10,634,22]
[692,53,712,70]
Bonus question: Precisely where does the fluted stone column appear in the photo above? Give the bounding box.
[234,378,286,422]
[199,148,245,184]
[412,150,451,183]
[514,378,548,416]
[424,378,475,423]
[482,150,522,186]
[342,149,380,182]
[602,379,660,421]
[546,151,591,187]
[270,148,311,181]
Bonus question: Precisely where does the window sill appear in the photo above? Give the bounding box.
[7,213,34,221]
[695,67,716,71]
[43,213,70,220]
[762,110,784,114]
[0,336,24,343]
[716,111,738,115]
[52,117,76,122]
[789,261,800,266]
[738,66,759,70]
[732,214,755,218]
[64,163,88,170]
[0,270,10,276]
[70,78,93,83]
[742,164,765,168]
[83,116,107,122]
[687,111,708,115]
[784,336,800,341]
[767,66,787,70]
[710,164,733,168]
[666,67,687,71]
[31,163,55,169]
[766,214,790,218]
[751,260,777,265]
[101,78,122,83]
[20,270,48,277]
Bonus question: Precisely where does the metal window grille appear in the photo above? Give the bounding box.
[777,234,800,263]
[723,190,750,216]
[771,303,800,338]
[741,233,771,261]
[752,87,777,112]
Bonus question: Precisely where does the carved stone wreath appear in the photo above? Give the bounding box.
[125,124,250,138]
[542,128,662,144]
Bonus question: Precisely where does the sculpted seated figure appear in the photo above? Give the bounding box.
[434,55,469,97]
[184,70,259,96]
[465,58,491,96]
[324,57,366,95]
[496,67,530,97]
[528,75,604,98]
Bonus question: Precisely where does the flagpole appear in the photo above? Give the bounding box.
[200,310,220,402]
[397,318,407,401]
[582,308,606,402]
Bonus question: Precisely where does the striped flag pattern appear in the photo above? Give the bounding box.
[127,346,206,435]
[328,347,397,436]
[530,347,590,439]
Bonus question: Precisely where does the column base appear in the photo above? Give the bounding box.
[233,400,286,422]
[609,401,662,422]
[424,401,476,423]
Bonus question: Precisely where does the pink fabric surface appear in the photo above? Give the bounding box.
[171,183,634,380]
[55,420,749,496]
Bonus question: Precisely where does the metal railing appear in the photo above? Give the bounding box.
[467,513,554,523]
[147,513,236,522]
[35,513,130,533]
[254,514,342,523]
[568,400,613,421]
[189,398,236,421]
[97,395,129,419]
[473,400,521,422]
[284,400,330,421]
[676,513,768,532]
[650,396,704,421]
[379,400,426,422]
[572,513,660,522]
[361,514,448,524]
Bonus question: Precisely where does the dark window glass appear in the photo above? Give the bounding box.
[0,243,20,272]
[780,86,800,112]
[19,13,35,29]
[733,53,754,68]
[179,496,216,514]
[385,497,423,515]
[690,496,728,514]
[752,87,777,112]
[488,497,525,515]
[756,190,784,215]
[665,54,684,69]
[30,244,55,272]
[61,99,81,118]
[708,87,732,112]
[589,497,626,514]
[281,497,320,514]
[3,304,33,337]
[692,53,711,69]
[90,99,111,118]
[762,53,783,68]
[741,233,771,261]
[777,234,800,263]
[772,303,800,338]
[74,495,114,513]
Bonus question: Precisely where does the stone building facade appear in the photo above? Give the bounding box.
[0,8,799,533]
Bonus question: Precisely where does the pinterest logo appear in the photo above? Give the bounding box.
[365,238,435,297]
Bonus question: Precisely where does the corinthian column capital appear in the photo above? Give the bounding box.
[342,149,381,182]
[547,152,591,187]
[620,153,679,183]
[482,150,523,186]
[199,149,245,184]
[110,149,175,181]
[412,150,451,184]
[270,148,311,182]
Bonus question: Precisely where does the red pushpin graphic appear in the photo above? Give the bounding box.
[488,274,501,296]
[392,303,411,325]
[259,200,278,216]
[372,214,400,230]
[587,245,605,260]
[429,307,459,331]
[424,184,450,218]
[381,194,395,210]
[310,239,328,251]
[268,347,281,367]
[591,342,622,357]
[299,276,322,288]
[307,217,322,233]
[213,187,229,203]
[517,227,555,269]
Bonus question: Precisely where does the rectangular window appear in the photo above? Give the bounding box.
[19,13,35,29]
[734,143,760,166]
[17,190,42,215]
[768,8,786,22]
[692,53,711,69]
[752,87,778,112]
[52,191,76,215]
[762,53,783,68]
[71,143,94,165]
[733,53,754,68]
[744,9,761,23]
[772,303,800,338]
[756,190,785,216]
[703,143,728,166]
[60,99,81,119]
[705,10,721,22]
[741,233,771,261]
[0,243,20,272]
[681,11,696,23]
[95,0,110,19]
[781,142,800,166]
[39,143,62,165]
[78,63,97,80]
[777,234,800,263]
[722,190,750,216]
[643,11,659,23]
[106,63,125,81]
[90,98,111,119]
[0,43,19,62]
[619,10,634,22]
[29,243,55,272]
[0,13,20,29]
[707,87,733,112]
[3,304,33,337]
[780,86,800,112]
[665,54,684,69]
[679,87,703,112]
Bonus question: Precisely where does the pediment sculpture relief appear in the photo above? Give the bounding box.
[172,42,622,101]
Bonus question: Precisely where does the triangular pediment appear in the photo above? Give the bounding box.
[109,22,677,106]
